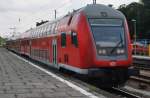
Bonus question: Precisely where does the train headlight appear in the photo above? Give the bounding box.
[99,50,102,54]
[102,49,106,54]
[99,49,106,55]
[120,49,125,53]
[117,49,121,54]
[117,49,125,54]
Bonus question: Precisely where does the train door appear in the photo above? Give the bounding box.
[52,39,57,67]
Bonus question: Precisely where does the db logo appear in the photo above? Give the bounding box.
[110,61,116,66]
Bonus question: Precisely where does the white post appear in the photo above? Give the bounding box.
[132,19,136,55]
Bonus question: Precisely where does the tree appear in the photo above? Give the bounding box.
[118,2,150,39]
[140,0,150,38]
[118,2,144,39]
[141,0,150,8]
[0,36,5,46]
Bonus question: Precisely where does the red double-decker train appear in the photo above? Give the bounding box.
[6,4,138,87]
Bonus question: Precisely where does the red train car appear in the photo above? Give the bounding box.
[6,4,138,87]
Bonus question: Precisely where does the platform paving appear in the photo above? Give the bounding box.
[0,48,89,98]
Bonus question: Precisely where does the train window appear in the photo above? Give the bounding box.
[71,32,78,47]
[49,24,52,34]
[42,27,45,36]
[51,23,56,34]
[35,30,37,37]
[45,25,49,36]
[32,31,34,38]
[32,31,34,37]
[33,31,34,38]
[34,31,36,37]
[38,29,40,37]
[35,31,37,37]
[61,32,66,47]
[53,23,57,34]
[40,28,43,37]
[41,28,43,36]
[44,27,47,36]
[36,30,38,37]
[43,26,46,36]
[89,19,123,26]
[33,31,35,38]
[35,30,36,37]
[41,27,43,37]
[48,25,52,35]
[55,22,58,33]
[37,29,40,37]
[31,31,32,38]
[39,28,42,37]
[50,24,53,34]
[90,23,125,48]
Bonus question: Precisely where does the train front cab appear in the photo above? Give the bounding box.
[75,4,139,86]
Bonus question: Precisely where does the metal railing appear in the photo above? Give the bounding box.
[132,40,150,56]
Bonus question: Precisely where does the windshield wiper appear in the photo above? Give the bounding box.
[110,33,123,54]
[110,40,122,54]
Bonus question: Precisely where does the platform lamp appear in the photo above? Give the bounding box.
[132,19,137,55]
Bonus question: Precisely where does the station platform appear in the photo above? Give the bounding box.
[133,55,150,60]
[0,48,99,98]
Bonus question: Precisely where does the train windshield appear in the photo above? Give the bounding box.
[89,19,125,48]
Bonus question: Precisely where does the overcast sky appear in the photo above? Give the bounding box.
[0,0,139,38]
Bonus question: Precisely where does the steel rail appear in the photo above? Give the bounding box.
[112,87,141,98]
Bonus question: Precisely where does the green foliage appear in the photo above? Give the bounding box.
[0,36,5,46]
[118,1,150,39]
[141,0,150,8]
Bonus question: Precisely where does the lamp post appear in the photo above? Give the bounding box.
[132,19,137,55]
[54,10,57,19]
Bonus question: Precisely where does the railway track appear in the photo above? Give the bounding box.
[132,62,150,85]
[132,56,150,84]
[133,56,150,69]
[111,87,141,98]
[60,73,143,98]
[97,86,142,98]
[130,75,150,85]
[56,72,143,98]
[135,66,150,71]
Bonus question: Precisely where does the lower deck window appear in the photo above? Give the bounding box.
[71,32,78,47]
[61,32,66,47]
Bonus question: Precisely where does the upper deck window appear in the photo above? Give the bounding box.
[71,32,78,47]
[48,24,52,35]
[61,32,66,47]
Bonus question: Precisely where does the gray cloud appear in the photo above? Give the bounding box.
[0,0,138,38]
[0,0,67,13]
